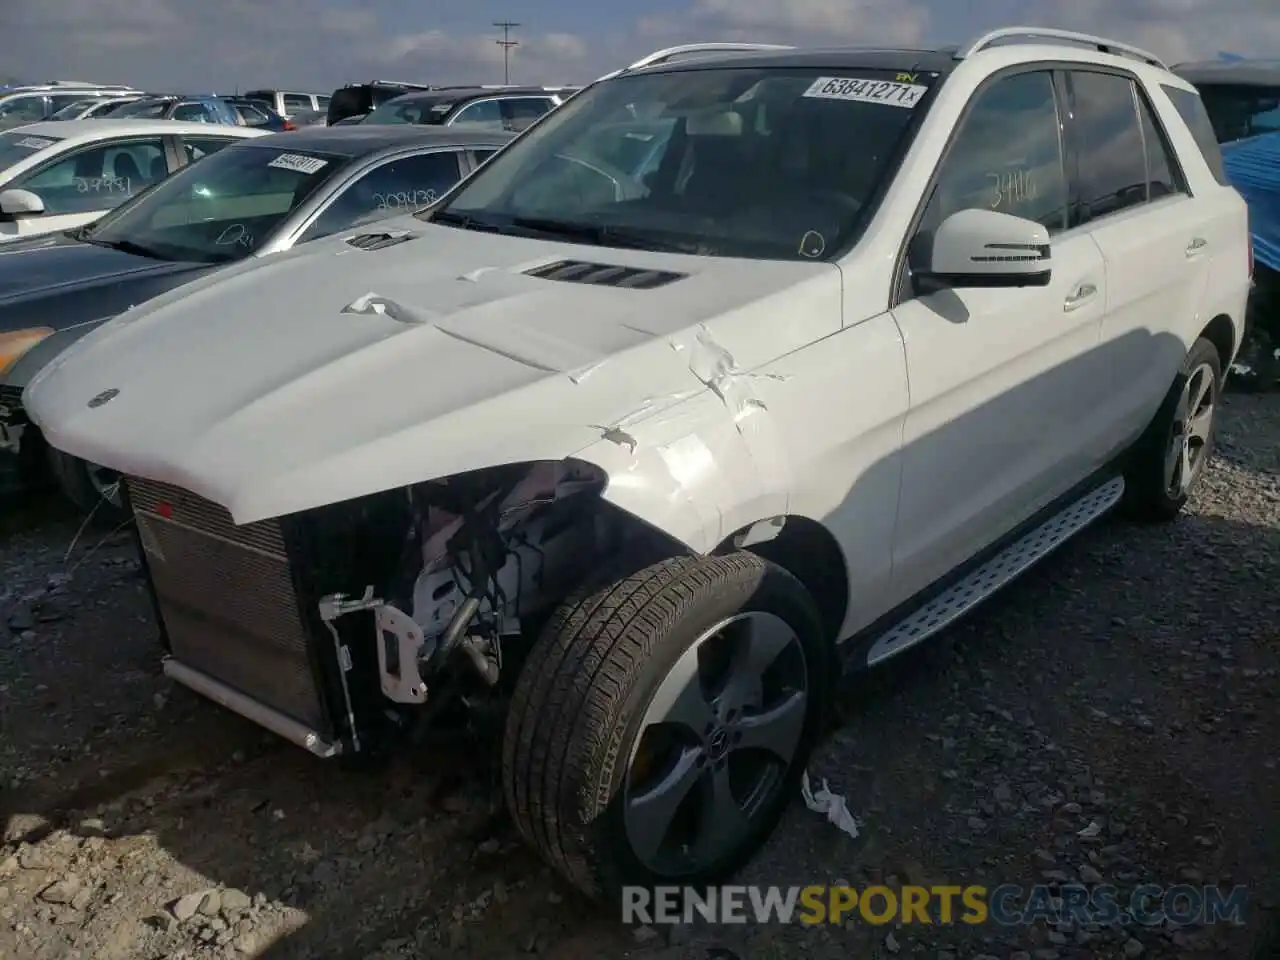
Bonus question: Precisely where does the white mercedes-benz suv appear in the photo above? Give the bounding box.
[22,28,1252,905]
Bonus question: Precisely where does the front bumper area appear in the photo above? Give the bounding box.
[163,658,341,756]
[124,476,402,757]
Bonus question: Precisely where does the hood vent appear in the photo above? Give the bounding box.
[345,231,415,251]
[523,259,685,289]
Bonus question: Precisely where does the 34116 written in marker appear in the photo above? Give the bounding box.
[804,77,928,108]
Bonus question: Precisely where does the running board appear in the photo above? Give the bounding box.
[863,476,1125,666]
[162,658,342,758]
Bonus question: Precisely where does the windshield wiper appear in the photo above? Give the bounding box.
[422,209,507,232]
[509,217,695,253]
[78,236,168,261]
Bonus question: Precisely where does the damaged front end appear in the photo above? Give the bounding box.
[127,459,645,758]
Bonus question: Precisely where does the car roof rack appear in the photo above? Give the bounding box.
[956,26,1169,70]
[594,42,795,82]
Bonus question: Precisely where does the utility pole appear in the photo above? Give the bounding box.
[494,21,520,85]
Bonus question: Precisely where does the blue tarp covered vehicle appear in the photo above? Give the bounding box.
[1223,131,1280,273]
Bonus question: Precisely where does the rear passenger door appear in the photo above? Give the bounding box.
[1062,68,1209,454]
[294,149,466,243]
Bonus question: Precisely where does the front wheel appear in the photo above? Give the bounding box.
[46,448,129,527]
[502,552,832,905]
[1122,336,1222,523]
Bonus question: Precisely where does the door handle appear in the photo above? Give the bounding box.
[1063,282,1097,312]
[1186,237,1208,257]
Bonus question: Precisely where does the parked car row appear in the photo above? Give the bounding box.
[0,31,1259,912]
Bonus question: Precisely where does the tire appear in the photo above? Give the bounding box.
[502,552,832,905]
[45,447,130,528]
[1121,337,1222,523]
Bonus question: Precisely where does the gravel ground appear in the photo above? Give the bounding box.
[1,394,1277,960]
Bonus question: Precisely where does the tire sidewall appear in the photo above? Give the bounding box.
[589,556,832,903]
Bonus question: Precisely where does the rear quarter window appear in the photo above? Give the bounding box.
[1160,84,1230,186]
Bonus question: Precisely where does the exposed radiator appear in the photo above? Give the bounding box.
[125,477,328,733]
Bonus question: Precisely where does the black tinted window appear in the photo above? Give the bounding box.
[1161,84,1229,185]
[501,97,554,131]
[1194,82,1280,143]
[1137,93,1181,199]
[921,71,1067,236]
[1069,71,1147,224]
[301,151,463,241]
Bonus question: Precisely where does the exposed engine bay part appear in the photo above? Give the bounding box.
[163,658,342,758]
[373,604,428,703]
[401,460,616,685]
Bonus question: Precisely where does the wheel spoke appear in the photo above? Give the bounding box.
[733,689,807,762]
[716,615,796,716]
[690,764,749,864]
[645,646,715,737]
[1177,439,1194,495]
[626,746,705,864]
[1186,405,1213,444]
[1164,431,1184,492]
[1188,367,1213,417]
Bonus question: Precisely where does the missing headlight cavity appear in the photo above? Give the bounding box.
[313,459,680,732]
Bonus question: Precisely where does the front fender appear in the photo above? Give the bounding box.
[572,386,789,555]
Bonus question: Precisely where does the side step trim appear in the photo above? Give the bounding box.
[864,476,1125,667]
[163,658,342,758]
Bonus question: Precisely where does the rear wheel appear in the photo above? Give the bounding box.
[502,552,831,904]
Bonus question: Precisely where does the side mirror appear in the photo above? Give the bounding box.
[915,208,1052,290]
[0,188,45,221]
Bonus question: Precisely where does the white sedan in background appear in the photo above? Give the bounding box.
[0,119,269,243]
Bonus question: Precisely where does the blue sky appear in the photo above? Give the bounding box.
[2,0,1277,92]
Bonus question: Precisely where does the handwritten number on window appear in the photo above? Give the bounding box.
[986,169,1037,210]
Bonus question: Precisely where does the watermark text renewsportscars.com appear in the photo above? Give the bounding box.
[623,883,1251,927]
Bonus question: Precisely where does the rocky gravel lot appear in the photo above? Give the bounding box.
[1,394,1277,960]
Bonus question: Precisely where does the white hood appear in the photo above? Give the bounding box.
[24,216,837,526]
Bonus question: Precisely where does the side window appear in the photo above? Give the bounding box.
[181,137,240,163]
[316,96,331,110]
[172,102,214,123]
[449,99,503,130]
[1068,71,1148,224]
[1136,92,1182,200]
[501,98,554,132]
[49,94,90,112]
[919,71,1067,240]
[16,138,167,214]
[472,148,498,165]
[299,151,464,242]
[283,94,312,113]
[0,96,48,124]
[1160,84,1229,186]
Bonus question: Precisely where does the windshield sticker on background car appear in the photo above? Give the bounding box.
[14,136,55,149]
[374,189,437,210]
[266,153,328,175]
[803,77,928,109]
[75,175,130,194]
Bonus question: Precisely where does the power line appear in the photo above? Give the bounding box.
[494,21,520,85]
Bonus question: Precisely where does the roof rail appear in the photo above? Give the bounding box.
[956,26,1169,70]
[594,42,794,83]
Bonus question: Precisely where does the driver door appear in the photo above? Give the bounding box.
[888,68,1109,605]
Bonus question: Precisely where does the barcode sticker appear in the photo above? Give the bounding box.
[803,77,927,109]
[267,153,328,175]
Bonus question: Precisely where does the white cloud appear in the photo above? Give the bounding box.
[1,0,1277,91]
